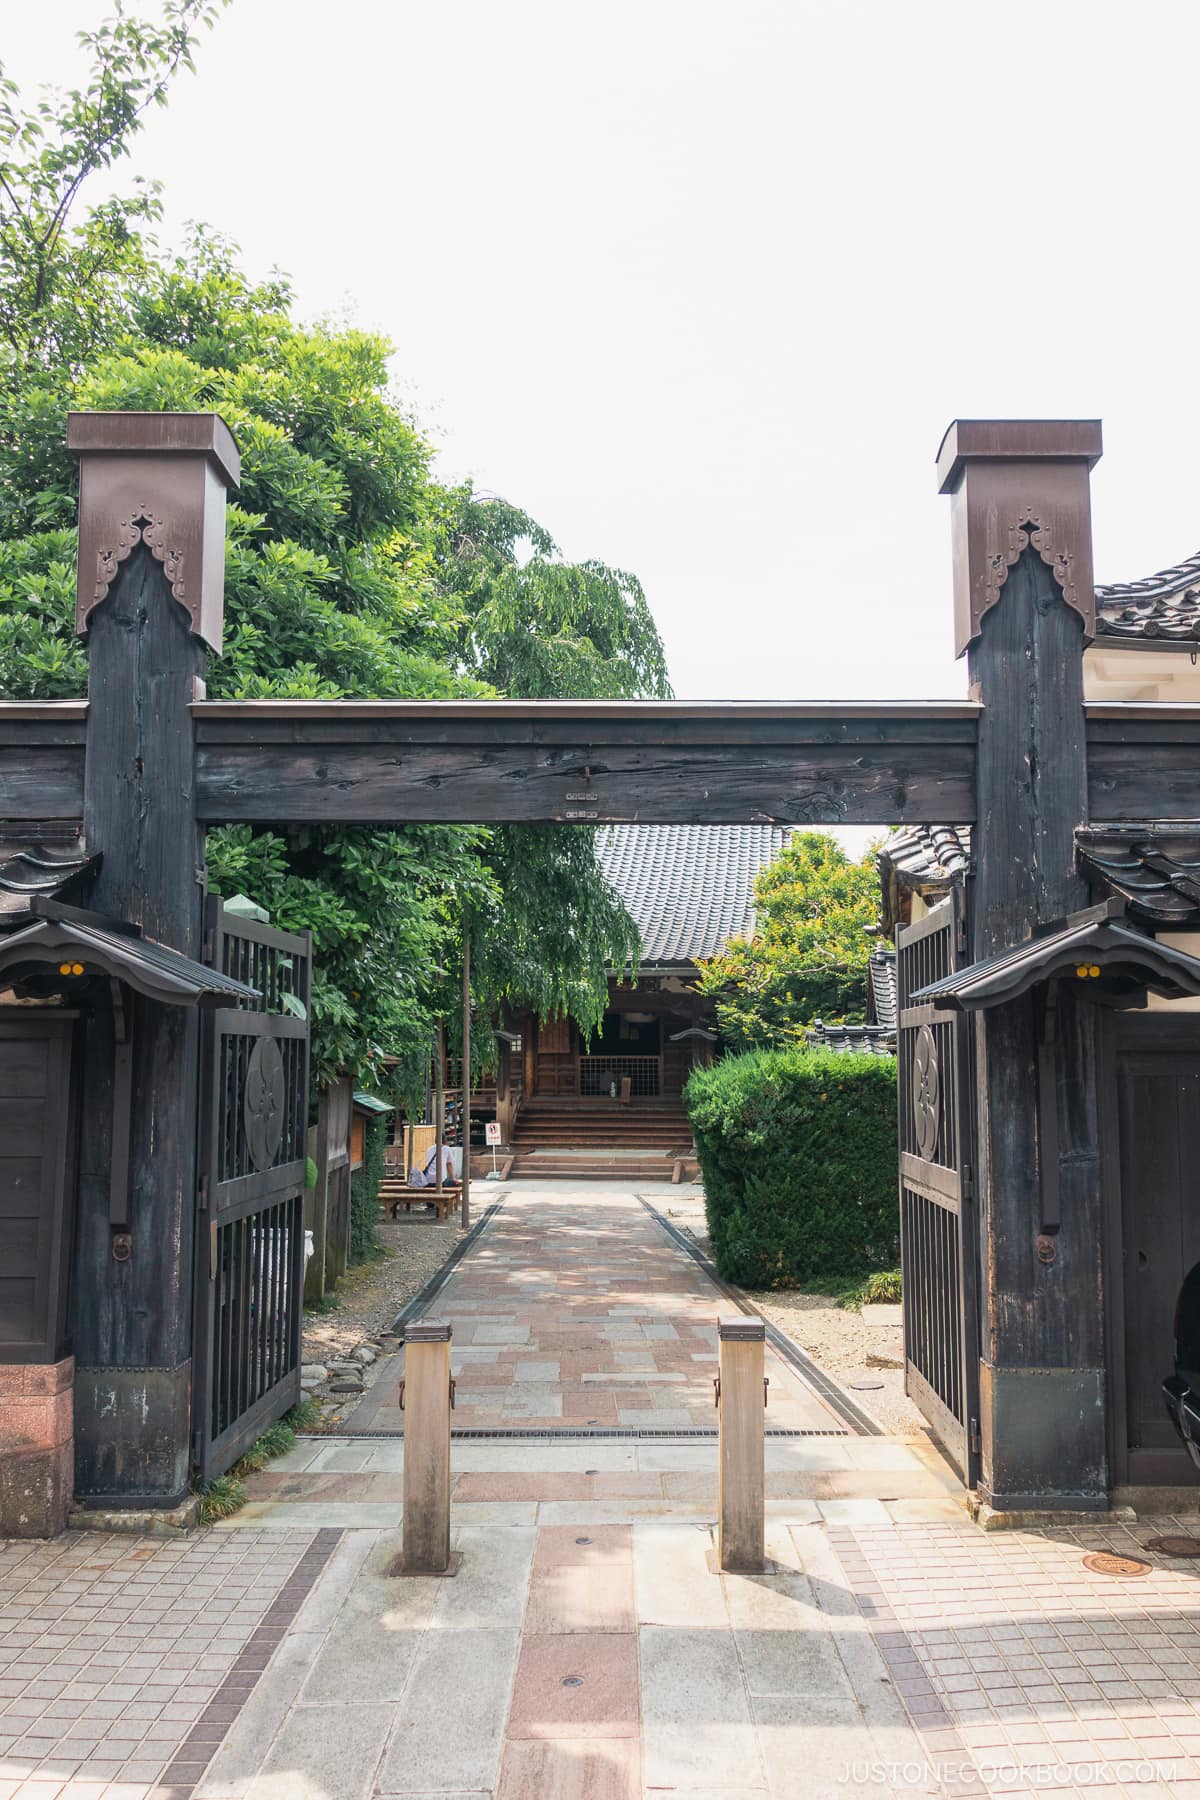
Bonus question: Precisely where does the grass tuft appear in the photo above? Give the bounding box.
[195,1474,247,1525]
[193,1396,319,1522]
[837,1267,903,1312]
[284,1396,321,1432]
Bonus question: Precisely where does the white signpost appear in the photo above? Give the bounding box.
[485,1118,502,1178]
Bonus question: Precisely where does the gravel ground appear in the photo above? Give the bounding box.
[301,1204,468,1365]
[745,1287,924,1438]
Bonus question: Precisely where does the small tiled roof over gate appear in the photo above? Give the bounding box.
[596,824,790,966]
[1096,552,1200,640]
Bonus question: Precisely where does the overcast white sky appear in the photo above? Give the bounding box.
[8,1,1200,703]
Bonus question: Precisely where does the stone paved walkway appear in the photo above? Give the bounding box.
[7,1186,1200,1797]
[351,1189,847,1435]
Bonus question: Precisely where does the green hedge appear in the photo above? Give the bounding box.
[349,1116,387,1263]
[684,1047,898,1288]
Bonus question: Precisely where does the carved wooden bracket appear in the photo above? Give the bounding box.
[936,419,1102,658]
[69,412,240,654]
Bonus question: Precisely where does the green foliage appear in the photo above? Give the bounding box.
[0,1,228,371]
[304,1291,341,1315]
[837,1267,902,1312]
[283,1396,321,1432]
[698,833,879,1051]
[234,1418,295,1473]
[684,1047,899,1288]
[305,1154,318,1191]
[194,1472,245,1524]
[0,24,669,1086]
[349,1114,387,1264]
[444,492,671,701]
[192,1412,303,1520]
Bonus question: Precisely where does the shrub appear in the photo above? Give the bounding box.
[839,1267,903,1312]
[685,1047,898,1289]
[349,1115,388,1263]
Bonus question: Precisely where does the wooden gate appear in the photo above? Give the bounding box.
[193,899,312,1482]
[897,888,979,1484]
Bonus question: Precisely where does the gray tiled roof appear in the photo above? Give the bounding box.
[1075,824,1200,923]
[867,944,898,1032]
[596,824,790,965]
[805,1023,896,1057]
[878,825,970,887]
[1096,553,1200,641]
[0,834,93,929]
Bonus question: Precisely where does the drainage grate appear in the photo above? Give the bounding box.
[298,1425,849,1442]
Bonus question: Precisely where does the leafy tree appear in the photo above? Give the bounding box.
[0,10,666,1087]
[444,493,670,700]
[0,0,227,370]
[697,831,879,1051]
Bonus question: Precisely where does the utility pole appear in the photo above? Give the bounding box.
[461,904,471,1232]
[434,1021,444,1199]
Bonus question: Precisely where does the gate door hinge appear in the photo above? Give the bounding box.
[962,1163,974,1202]
[198,1174,209,1212]
[969,1416,981,1455]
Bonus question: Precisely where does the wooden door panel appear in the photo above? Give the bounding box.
[1119,1054,1200,1456]
[0,1016,75,1360]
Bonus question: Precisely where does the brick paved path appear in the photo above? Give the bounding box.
[353,1189,847,1434]
[9,1187,1200,1797]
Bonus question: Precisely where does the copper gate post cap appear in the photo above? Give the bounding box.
[67,411,241,486]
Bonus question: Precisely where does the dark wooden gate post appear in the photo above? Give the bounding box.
[69,412,239,1510]
[938,419,1107,1512]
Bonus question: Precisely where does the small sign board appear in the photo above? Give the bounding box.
[485,1120,502,1146]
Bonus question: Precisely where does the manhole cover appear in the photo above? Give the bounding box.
[561,1675,584,1688]
[1145,1535,1200,1558]
[1082,1551,1151,1578]
[575,1536,592,1546]
[848,1381,884,1391]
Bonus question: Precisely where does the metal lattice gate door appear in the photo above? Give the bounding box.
[897,887,980,1486]
[193,898,312,1482]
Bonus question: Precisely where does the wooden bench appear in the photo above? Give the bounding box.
[379,1183,461,1222]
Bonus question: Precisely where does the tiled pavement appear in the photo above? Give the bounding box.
[0,1526,339,1800]
[351,1189,845,1435]
[8,1186,1200,1797]
[11,1515,1200,1798]
[834,1516,1200,1799]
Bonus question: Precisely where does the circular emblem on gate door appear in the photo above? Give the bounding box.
[245,1035,286,1170]
[912,1025,940,1160]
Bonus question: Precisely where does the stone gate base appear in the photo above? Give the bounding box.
[0,1358,74,1537]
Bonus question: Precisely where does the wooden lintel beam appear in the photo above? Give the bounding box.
[1086,706,1200,820]
[194,743,977,826]
[189,698,979,826]
[0,705,89,821]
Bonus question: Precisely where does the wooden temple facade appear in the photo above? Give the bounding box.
[494,824,787,1178]
[5,411,1200,1530]
[516,822,786,1104]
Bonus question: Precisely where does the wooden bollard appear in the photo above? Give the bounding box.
[716,1316,766,1572]
[400,1318,454,1574]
